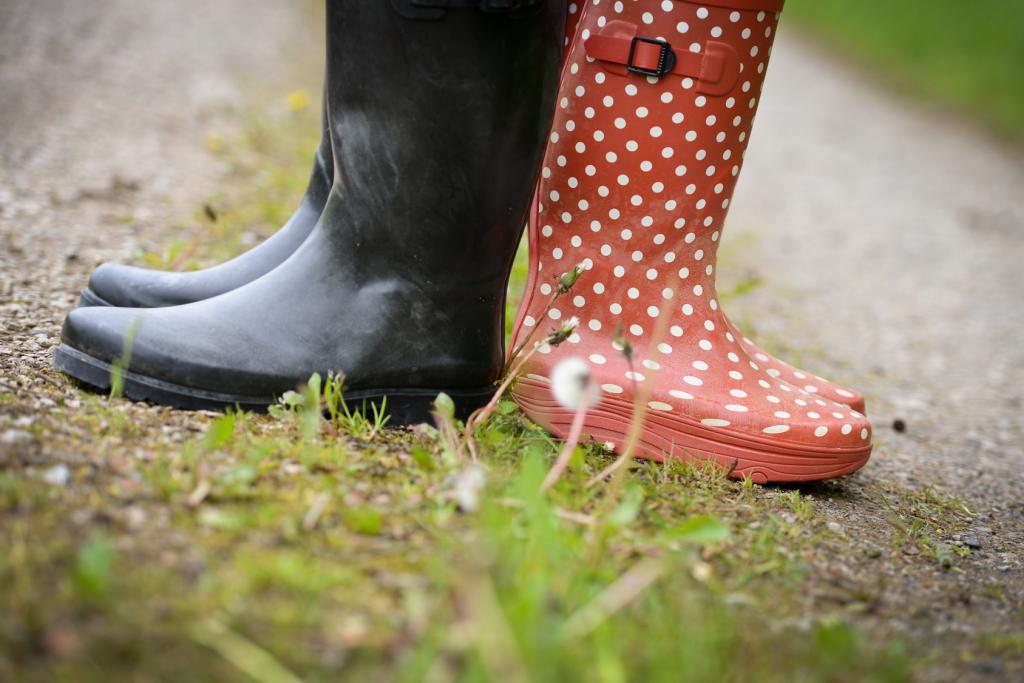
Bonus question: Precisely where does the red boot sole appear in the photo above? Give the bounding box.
[514,377,871,484]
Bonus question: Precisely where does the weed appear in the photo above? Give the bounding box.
[108,319,139,399]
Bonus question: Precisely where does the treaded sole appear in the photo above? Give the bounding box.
[513,376,870,483]
[53,344,492,426]
[76,288,113,308]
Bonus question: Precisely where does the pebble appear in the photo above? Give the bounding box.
[42,463,71,486]
[123,506,148,530]
[280,462,304,475]
[691,561,713,583]
[827,521,844,534]
[1,429,32,445]
[963,535,981,550]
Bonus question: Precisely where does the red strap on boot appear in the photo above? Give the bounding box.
[584,21,739,96]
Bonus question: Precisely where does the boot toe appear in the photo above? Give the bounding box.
[86,262,148,308]
[87,261,202,308]
[60,305,140,363]
[753,393,871,452]
[808,379,867,415]
[57,302,289,406]
[754,353,868,415]
[726,319,868,413]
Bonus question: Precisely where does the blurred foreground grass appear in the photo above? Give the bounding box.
[786,0,1024,141]
[5,384,951,683]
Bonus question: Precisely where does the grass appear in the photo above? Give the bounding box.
[785,0,1024,142]
[3,389,928,682]
[0,88,991,681]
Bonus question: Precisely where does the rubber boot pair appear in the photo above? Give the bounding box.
[58,0,872,481]
[55,0,566,424]
[510,0,872,482]
[75,1,865,417]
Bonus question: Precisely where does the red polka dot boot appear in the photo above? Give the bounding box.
[511,0,872,483]
[560,1,867,415]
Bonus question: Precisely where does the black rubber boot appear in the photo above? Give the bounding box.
[78,91,333,309]
[54,0,565,424]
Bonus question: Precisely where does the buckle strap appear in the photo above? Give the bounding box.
[392,0,543,20]
[584,22,740,96]
[626,36,677,78]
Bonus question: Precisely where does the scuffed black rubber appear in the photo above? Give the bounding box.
[54,344,492,424]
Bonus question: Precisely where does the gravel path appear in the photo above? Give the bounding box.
[1,3,1020,679]
[726,29,1024,672]
[733,31,1024,495]
[0,0,320,312]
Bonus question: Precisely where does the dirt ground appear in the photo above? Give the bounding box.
[1,1,1021,680]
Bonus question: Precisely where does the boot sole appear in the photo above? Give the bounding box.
[53,344,493,426]
[513,376,871,484]
[77,288,113,308]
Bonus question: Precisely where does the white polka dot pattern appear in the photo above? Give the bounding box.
[512,0,872,482]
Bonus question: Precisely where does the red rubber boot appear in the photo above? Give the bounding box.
[512,0,871,483]
[559,2,866,414]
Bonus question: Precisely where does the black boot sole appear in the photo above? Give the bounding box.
[76,288,113,308]
[53,344,493,425]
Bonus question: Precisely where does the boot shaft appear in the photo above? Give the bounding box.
[517,0,783,347]
[314,0,565,385]
[322,1,565,287]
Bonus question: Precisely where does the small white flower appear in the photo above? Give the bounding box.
[550,357,599,411]
[454,464,486,513]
